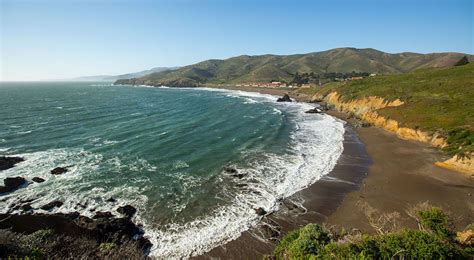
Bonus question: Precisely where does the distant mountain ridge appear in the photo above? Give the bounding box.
[115,48,472,87]
[70,67,179,82]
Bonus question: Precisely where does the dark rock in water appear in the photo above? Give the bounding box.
[41,200,63,210]
[117,205,137,218]
[276,94,292,102]
[20,204,33,212]
[223,166,237,174]
[232,173,246,179]
[0,177,27,194]
[51,167,68,175]
[93,211,113,219]
[67,211,80,219]
[255,207,267,216]
[305,108,323,114]
[0,156,24,171]
[32,177,46,183]
[106,197,117,203]
[320,103,330,111]
[224,167,247,178]
[236,183,248,188]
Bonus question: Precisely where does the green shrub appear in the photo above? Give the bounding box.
[274,224,331,258]
[416,207,453,239]
[99,242,116,254]
[376,229,461,259]
[273,210,473,259]
[19,229,54,257]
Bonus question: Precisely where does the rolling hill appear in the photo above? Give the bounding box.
[69,67,179,82]
[115,48,472,87]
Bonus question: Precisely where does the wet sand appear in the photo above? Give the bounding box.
[196,120,372,259]
[195,87,474,259]
[326,111,474,232]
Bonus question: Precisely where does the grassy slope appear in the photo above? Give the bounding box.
[305,63,474,156]
[119,48,472,86]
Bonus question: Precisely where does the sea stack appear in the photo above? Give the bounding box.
[277,94,292,102]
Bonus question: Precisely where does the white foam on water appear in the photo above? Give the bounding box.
[1,86,344,259]
[136,88,345,258]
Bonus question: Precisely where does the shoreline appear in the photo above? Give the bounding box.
[2,85,472,258]
[325,110,474,233]
[196,86,474,259]
[196,119,371,259]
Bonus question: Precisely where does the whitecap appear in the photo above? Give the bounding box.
[140,88,345,258]
[173,160,190,170]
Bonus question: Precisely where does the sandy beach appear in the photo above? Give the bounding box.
[326,111,474,232]
[196,86,474,259]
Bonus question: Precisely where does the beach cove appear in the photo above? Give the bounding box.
[196,85,474,259]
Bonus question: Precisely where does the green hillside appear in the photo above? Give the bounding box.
[115,48,472,87]
[307,63,474,156]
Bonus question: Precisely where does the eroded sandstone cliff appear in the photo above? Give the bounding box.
[317,92,473,176]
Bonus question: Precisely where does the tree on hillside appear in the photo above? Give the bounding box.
[454,56,469,66]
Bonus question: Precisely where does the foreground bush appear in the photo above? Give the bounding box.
[273,207,473,259]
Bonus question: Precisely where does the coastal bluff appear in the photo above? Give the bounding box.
[314,91,473,176]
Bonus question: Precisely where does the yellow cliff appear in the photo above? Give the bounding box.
[318,92,473,177]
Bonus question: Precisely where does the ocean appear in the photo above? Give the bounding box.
[0,82,344,257]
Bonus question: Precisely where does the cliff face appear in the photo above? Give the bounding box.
[318,92,473,176]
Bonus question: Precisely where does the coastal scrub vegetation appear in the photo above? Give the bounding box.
[272,206,473,259]
[0,229,146,259]
[308,62,474,157]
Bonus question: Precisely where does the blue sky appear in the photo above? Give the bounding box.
[1,0,472,81]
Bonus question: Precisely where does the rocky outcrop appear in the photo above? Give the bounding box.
[318,92,473,176]
[435,155,474,176]
[255,207,267,216]
[305,107,323,114]
[40,200,63,210]
[277,94,292,102]
[322,92,447,147]
[93,211,114,219]
[117,205,137,219]
[0,156,24,171]
[0,212,151,257]
[32,177,46,183]
[51,167,68,175]
[0,177,27,194]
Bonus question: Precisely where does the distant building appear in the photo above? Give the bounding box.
[369,73,377,77]
[351,76,364,80]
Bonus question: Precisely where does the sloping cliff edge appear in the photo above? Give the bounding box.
[315,92,473,177]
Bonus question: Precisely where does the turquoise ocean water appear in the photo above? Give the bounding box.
[0,82,344,257]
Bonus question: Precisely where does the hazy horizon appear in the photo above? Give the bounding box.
[1,0,473,81]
